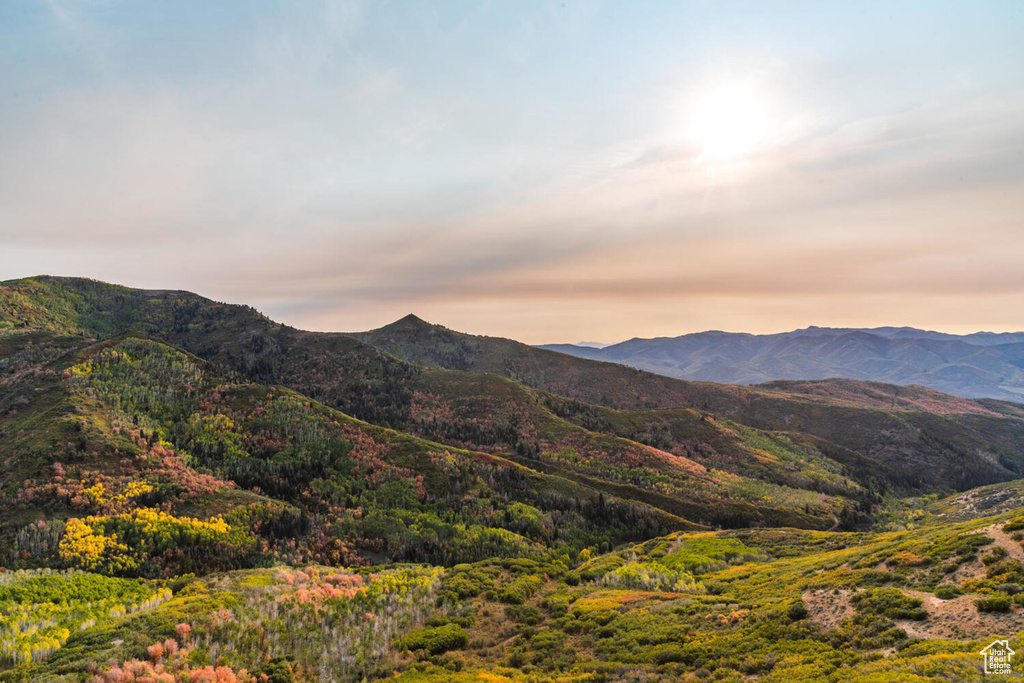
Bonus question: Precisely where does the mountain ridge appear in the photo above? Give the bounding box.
[6,275,1024,517]
[539,326,1024,401]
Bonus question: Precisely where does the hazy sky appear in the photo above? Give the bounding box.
[2,1,1023,344]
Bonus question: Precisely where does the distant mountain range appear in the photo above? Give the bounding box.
[540,326,1024,401]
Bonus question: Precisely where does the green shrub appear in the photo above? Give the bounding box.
[975,595,1012,613]
[542,593,573,618]
[578,554,626,581]
[506,604,543,625]
[399,623,470,655]
[787,600,809,621]
[500,575,543,604]
[982,547,1009,566]
[1004,516,1024,532]
[851,588,928,620]
[934,585,960,600]
[438,565,499,603]
[257,657,296,683]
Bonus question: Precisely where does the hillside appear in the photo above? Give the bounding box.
[352,310,1024,494]
[10,503,1024,681]
[1,332,697,572]
[540,326,1024,401]
[4,276,1024,680]
[0,278,858,531]
[5,277,1024,505]
[7,277,1024,505]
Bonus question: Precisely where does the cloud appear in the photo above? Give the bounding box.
[3,2,1024,343]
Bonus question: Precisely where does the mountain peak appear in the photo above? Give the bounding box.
[357,313,443,340]
[385,313,436,330]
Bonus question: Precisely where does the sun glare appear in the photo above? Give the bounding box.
[687,82,774,162]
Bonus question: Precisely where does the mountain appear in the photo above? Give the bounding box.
[0,279,854,531]
[5,275,1024,681]
[351,310,1024,493]
[6,277,1024,511]
[538,326,1024,401]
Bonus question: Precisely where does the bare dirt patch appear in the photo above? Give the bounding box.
[804,586,1024,643]
[802,588,855,630]
[897,589,1024,641]
[941,556,987,587]
[983,523,1024,563]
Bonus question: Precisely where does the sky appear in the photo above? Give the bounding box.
[2,1,1023,344]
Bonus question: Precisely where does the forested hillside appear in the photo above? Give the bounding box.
[2,276,1024,682]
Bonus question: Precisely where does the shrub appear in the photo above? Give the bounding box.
[934,585,961,600]
[888,552,927,568]
[578,554,625,581]
[542,593,573,618]
[500,575,543,604]
[851,588,928,620]
[982,547,1009,566]
[399,623,470,655]
[787,600,809,621]
[258,656,296,683]
[976,595,1013,613]
[1004,516,1024,532]
[506,605,543,625]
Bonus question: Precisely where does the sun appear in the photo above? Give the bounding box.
[687,82,773,161]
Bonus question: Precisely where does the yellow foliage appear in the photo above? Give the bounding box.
[58,518,108,570]
[82,481,154,508]
[83,482,107,505]
[129,507,229,535]
[114,481,154,504]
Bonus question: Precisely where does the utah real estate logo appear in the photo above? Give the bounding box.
[981,639,1015,675]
